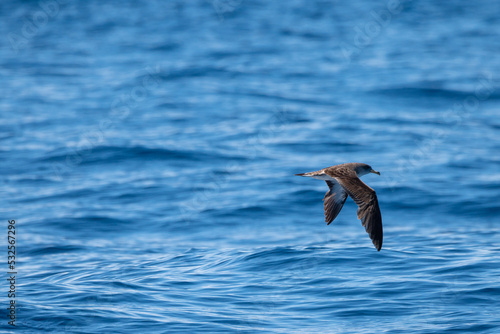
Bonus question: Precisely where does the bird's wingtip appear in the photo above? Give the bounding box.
[295,173,306,176]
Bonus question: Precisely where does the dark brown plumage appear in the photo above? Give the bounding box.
[296,162,383,251]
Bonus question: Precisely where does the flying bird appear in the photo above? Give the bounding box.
[296,163,383,251]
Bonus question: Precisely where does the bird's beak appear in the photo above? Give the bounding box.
[370,169,381,175]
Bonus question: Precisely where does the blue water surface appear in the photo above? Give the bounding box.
[1,0,500,333]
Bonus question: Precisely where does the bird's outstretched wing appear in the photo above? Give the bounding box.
[327,169,383,251]
[324,180,348,224]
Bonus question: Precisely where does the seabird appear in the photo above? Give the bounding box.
[296,162,383,251]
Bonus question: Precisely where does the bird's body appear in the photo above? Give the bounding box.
[296,163,383,251]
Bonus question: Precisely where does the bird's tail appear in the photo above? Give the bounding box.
[295,170,324,177]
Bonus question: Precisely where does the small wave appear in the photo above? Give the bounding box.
[25,245,86,256]
[38,145,233,165]
[46,216,135,234]
[369,86,500,100]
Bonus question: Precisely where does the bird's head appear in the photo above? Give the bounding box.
[354,163,380,177]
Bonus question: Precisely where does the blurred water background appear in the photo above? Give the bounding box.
[1,0,500,333]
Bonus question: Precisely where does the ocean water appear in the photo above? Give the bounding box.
[1,0,500,333]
